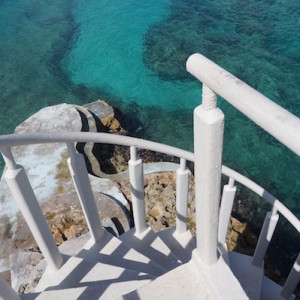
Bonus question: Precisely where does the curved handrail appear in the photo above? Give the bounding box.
[0,132,195,162]
[186,53,300,157]
[222,166,300,233]
[0,131,299,233]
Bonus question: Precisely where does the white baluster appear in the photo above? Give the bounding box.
[194,84,225,265]
[67,143,104,242]
[280,253,300,299]
[176,158,190,234]
[1,148,63,271]
[252,209,279,267]
[0,275,21,300]
[129,146,147,235]
[218,178,236,245]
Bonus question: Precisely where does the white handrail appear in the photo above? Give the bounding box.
[222,166,300,233]
[186,53,300,157]
[0,132,194,162]
[0,131,298,233]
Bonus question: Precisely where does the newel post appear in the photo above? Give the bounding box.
[194,84,225,265]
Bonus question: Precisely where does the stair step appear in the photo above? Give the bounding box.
[24,271,153,300]
[119,261,213,300]
[36,230,164,293]
[78,231,167,276]
[157,228,196,263]
[119,227,181,272]
[228,251,264,300]
[260,275,295,300]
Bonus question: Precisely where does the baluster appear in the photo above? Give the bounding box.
[0,275,21,300]
[252,208,279,267]
[194,84,225,265]
[176,158,190,234]
[218,177,237,245]
[129,146,147,235]
[1,148,63,271]
[67,143,104,242]
[280,253,300,299]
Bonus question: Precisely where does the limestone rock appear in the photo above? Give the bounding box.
[118,172,196,234]
[226,216,257,255]
[84,100,124,134]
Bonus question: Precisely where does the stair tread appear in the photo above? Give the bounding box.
[79,231,167,276]
[157,228,196,263]
[260,275,295,300]
[229,251,264,300]
[119,261,213,300]
[119,227,181,272]
[24,272,153,300]
[36,231,164,292]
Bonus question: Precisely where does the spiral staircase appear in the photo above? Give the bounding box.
[0,54,299,300]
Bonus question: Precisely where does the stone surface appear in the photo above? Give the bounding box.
[226,216,257,256]
[0,104,81,219]
[0,101,131,273]
[10,191,130,251]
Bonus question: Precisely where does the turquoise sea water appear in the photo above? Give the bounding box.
[0,0,300,271]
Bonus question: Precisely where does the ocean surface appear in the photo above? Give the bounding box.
[0,0,299,272]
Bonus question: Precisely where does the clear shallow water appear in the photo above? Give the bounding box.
[0,0,299,245]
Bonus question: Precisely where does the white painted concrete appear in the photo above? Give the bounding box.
[129,147,147,235]
[194,88,224,265]
[193,250,248,300]
[4,166,63,271]
[187,53,300,156]
[36,230,164,293]
[121,262,213,300]
[229,251,264,299]
[261,275,295,300]
[218,184,237,245]
[157,228,196,263]
[175,159,190,234]
[252,211,279,266]
[119,227,181,271]
[67,146,104,243]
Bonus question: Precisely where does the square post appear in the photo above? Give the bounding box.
[194,85,224,265]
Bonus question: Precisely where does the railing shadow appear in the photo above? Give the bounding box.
[22,229,160,299]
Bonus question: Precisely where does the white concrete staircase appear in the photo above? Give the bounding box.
[20,227,215,300]
[21,225,280,299]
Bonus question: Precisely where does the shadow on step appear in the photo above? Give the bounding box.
[157,228,196,264]
[25,231,168,299]
[119,227,182,272]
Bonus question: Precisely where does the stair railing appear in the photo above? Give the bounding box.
[187,53,300,299]
[129,146,147,235]
[175,158,190,234]
[220,165,300,299]
[0,131,299,298]
[1,147,63,271]
[67,142,105,242]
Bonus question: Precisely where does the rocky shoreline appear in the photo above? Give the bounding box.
[0,100,298,297]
